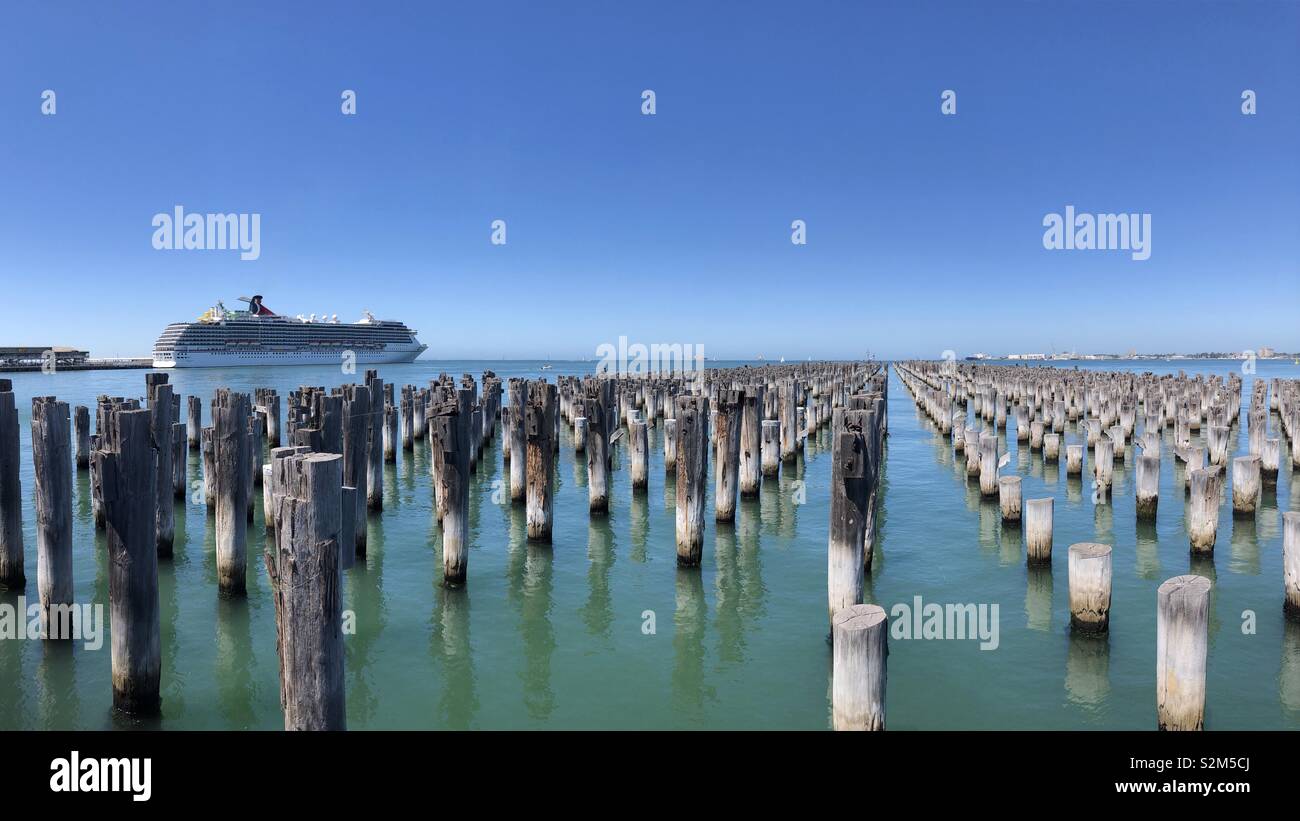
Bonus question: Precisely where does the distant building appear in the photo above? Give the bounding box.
[1259,346,1275,358]
[0,346,89,367]
[1007,353,1046,360]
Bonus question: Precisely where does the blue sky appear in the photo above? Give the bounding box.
[2,0,1297,359]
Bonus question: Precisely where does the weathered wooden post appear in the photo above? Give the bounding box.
[32,397,73,637]
[739,393,761,497]
[714,389,743,522]
[1025,497,1054,564]
[978,433,999,496]
[383,403,398,463]
[341,385,370,554]
[675,396,709,566]
[630,415,648,491]
[509,379,528,503]
[366,373,384,511]
[828,411,870,627]
[146,379,176,555]
[187,395,202,450]
[267,452,346,730]
[1093,436,1114,496]
[264,390,281,448]
[1068,543,1112,633]
[96,407,161,714]
[1066,443,1084,475]
[525,382,557,542]
[831,604,887,731]
[780,381,799,463]
[999,475,1022,522]
[1284,511,1300,621]
[430,401,469,584]
[0,381,23,588]
[573,416,587,452]
[74,405,91,469]
[1136,453,1159,519]
[1231,455,1260,515]
[760,419,779,476]
[170,422,185,500]
[213,389,250,594]
[584,397,610,514]
[1043,432,1060,461]
[201,426,216,507]
[1188,467,1221,553]
[1156,575,1211,731]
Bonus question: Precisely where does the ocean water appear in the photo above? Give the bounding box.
[0,358,1297,729]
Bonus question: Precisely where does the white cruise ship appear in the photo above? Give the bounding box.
[152,296,427,368]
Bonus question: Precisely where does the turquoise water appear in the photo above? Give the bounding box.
[0,359,1297,729]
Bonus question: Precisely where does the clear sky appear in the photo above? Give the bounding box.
[2,1,1297,359]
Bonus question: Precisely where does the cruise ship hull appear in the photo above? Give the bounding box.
[153,346,425,368]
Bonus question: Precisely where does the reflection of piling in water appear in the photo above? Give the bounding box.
[1068,543,1112,633]
[1157,575,1211,731]
[1026,565,1054,632]
[1065,631,1111,708]
[831,604,887,731]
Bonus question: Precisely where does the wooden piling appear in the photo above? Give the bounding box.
[1066,443,1083,475]
[525,381,557,542]
[573,416,587,452]
[1231,455,1260,515]
[630,415,648,491]
[999,475,1022,522]
[831,604,887,731]
[341,385,370,554]
[1068,543,1112,633]
[1284,511,1300,621]
[508,379,528,504]
[739,392,761,496]
[0,382,23,588]
[74,405,90,469]
[675,396,709,567]
[1025,497,1053,565]
[760,419,779,477]
[267,452,346,730]
[187,395,202,449]
[1188,468,1221,553]
[714,389,743,522]
[584,396,610,514]
[828,412,870,626]
[1156,575,1211,731]
[1136,453,1159,519]
[171,422,185,500]
[96,407,161,714]
[213,389,250,594]
[31,397,73,637]
[430,401,469,584]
